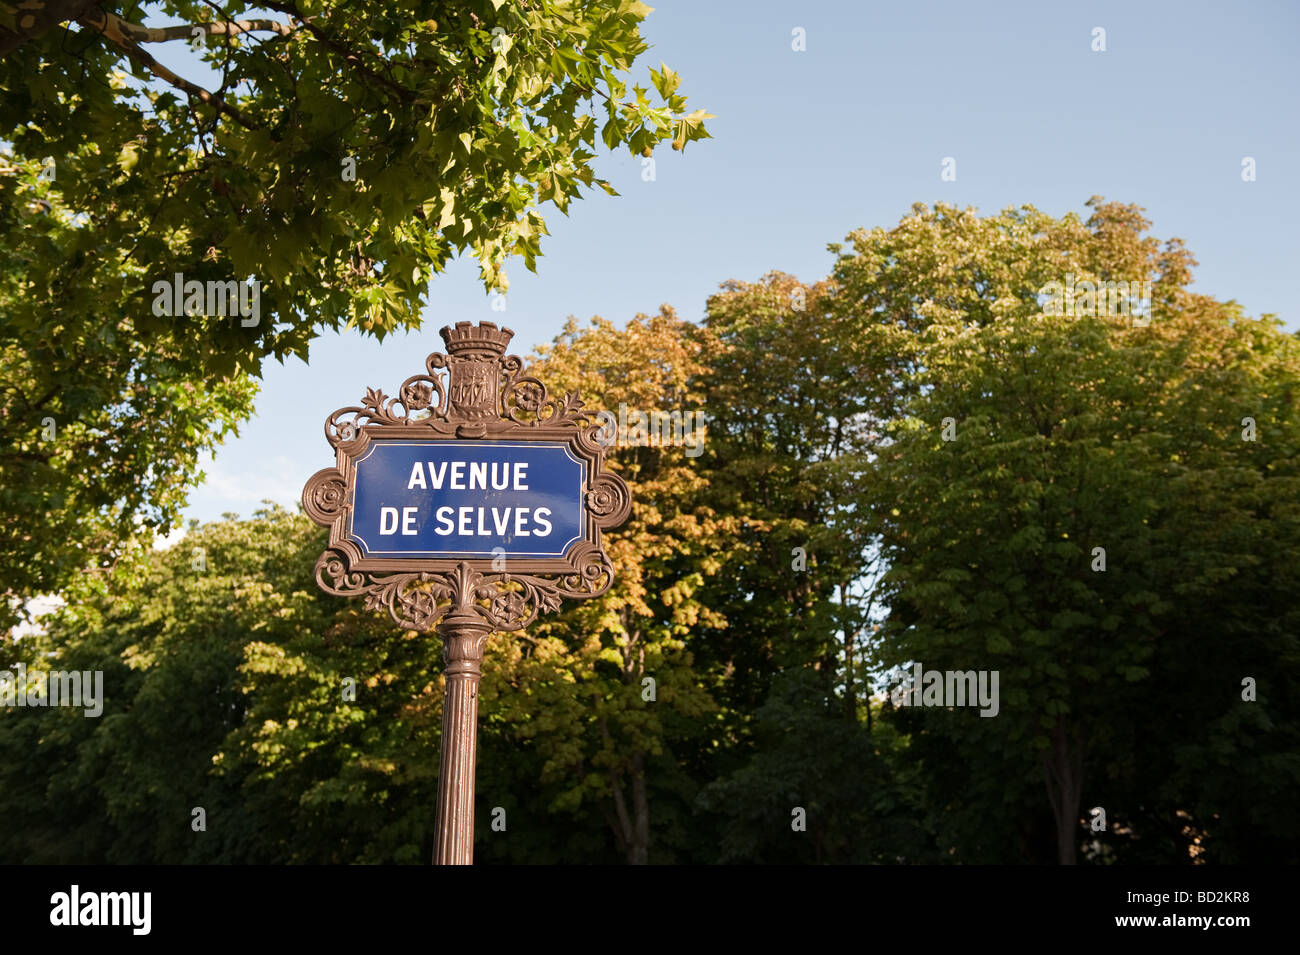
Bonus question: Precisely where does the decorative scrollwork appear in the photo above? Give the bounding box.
[502,374,592,428]
[316,552,453,631]
[385,574,456,631]
[479,546,615,631]
[325,374,452,448]
[501,374,548,423]
[302,468,348,525]
[316,551,368,597]
[313,550,616,633]
[586,472,632,526]
[398,373,446,415]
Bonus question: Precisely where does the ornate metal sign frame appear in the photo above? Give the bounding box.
[302,321,631,634]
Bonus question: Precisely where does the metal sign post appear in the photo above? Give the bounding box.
[302,321,630,864]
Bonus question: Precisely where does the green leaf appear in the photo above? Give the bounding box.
[117,143,139,173]
[651,62,680,99]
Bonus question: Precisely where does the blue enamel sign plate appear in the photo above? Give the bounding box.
[346,440,587,559]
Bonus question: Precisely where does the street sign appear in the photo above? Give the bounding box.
[302,321,630,865]
[347,440,586,559]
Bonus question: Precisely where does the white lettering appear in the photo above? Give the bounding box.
[469,461,488,489]
[491,462,509,489]
[434,506,454,535]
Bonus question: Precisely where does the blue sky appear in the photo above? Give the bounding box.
[179,0,1300,526]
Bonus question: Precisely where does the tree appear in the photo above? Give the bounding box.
[698,668,937,864]
[699,272,882,722]
[0,177,259,628]
[1,0,711,620]
[691,272,932,865]
[0,505,458,863]
[840,199,1300,863]
[486,309,732,864]
[2,0,711,331]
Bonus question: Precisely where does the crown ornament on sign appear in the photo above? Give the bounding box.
[440,321,514,358]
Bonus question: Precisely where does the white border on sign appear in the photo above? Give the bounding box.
[347,439,587,559]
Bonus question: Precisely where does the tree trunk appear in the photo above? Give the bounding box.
[841,581,856,721]
[628,751,649,864]
[606,756,650,865]
[1042,718,1084,864]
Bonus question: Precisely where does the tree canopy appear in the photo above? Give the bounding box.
[0,0,711,621]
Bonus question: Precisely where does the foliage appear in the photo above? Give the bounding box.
[0,0,710,618]
[843,199,1300,863]
[486,309,731,863]
[0,173,258,625]
[3,199,1297,866]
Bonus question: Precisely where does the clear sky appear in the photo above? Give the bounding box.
[179,0,1300,526]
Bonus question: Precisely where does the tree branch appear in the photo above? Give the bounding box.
[120,19,295,43]
[76,9,261,130]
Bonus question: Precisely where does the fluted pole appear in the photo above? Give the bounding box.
[434,610,490,865]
